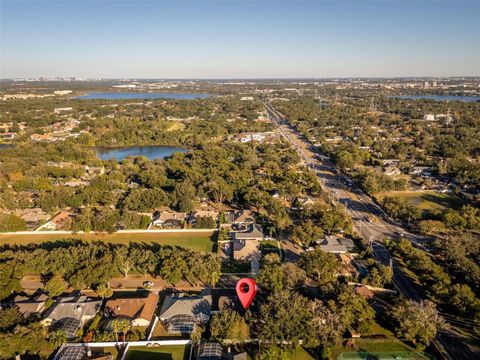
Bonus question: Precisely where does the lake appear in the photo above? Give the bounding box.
[75,92,211,100]
[393,95,480,102]
[97,145,187,161]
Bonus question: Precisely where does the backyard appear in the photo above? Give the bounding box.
[125,345,189,360]
[0,231,215,252]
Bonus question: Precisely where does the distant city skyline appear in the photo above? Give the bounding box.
[1,0,479,78]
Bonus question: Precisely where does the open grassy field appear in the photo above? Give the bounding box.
[125,345,189,360]
[329,322,432,359]
[0,231,215,252]
[376,190,466,212]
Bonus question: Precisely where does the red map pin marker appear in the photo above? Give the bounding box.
[236,278,257,309]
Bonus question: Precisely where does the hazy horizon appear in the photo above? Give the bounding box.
[1,0,479,78]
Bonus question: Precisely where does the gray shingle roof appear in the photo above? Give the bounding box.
[233,223,263,241]
[43,295,102,324]
[159,291,212,324]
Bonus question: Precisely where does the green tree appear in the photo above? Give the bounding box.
[44,275,65,297]
[49,330,67,347]
[255,291,314,350]
[95,283,113,299]
[0,307,23,332]
[389,300,445,348]
[211,310,250,343]
[299,249,339,286]
[0,263,23,300]
[257,253,284,293]
[0,213,27,232]
[330,287,375,331]
[0,322,49,359]
[111,318,131,344]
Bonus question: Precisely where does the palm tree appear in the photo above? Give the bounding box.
[49,330,67,348]
[111,318,131,345]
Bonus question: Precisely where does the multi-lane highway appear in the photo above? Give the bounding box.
[264,102,426,249]
[264,101,480,360]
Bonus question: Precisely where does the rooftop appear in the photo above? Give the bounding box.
[105,292,158,322]
[159,290,212,324]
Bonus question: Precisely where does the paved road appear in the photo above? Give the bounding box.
[265,102,427,248]
[264,101,480,360]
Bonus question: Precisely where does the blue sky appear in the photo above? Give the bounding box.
[1,0,479,78]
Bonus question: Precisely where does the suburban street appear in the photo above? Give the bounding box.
[264,101,480,360]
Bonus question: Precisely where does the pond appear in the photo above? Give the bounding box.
[97,145,187,161]
[75,92,211,100]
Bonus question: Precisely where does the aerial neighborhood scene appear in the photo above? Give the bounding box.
[0,1,479,360]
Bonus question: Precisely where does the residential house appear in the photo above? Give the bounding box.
[292,196,316,210]
[337,253,359,278]
[38,210,73,231]
[152,210,186,228]
[1,132,15,141]
[232,223,264,242]
[354,285,375,300]
[317,235,348,254]
[85,166,105,177]
[225,209,255,225]
[411,166,432,177]
[159,290,212,334]
[383,166,401,176]
[189,210,219,223]
[105,292,158,327]
[15,208,51,229]
[231,223,264,261]
[13,292,48,317]
[41,295,102,338]
[381,159,400,167]
[31,133,54,142]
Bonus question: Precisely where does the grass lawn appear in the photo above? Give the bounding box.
[125,345,189,360]
[376,191,466,213]
[265,346,316,360]
[0,231,214,252]
[221,260,251,273]
[261,240,283,258]
[290,346,317,360]
[330,340,431,360]
[329,321,433,359]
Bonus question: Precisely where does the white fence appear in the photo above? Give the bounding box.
[0,229,216,235]
[54,340,192,360]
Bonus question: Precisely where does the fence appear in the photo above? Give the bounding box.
[337,352,435,360]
